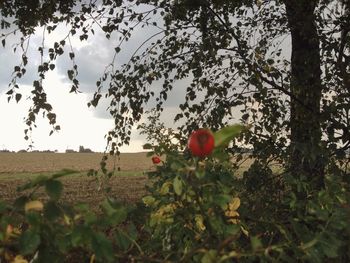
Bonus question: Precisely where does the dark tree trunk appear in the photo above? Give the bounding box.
[284,0,325,189]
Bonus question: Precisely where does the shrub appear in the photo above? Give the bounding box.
[0,126,349,262]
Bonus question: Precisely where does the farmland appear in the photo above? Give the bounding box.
[0,152,153,173]
[0,152,264,206]
[0,152,154,206]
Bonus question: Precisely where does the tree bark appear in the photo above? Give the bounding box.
[284,0,325,189]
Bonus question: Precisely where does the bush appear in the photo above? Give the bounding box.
[0,126,349,262]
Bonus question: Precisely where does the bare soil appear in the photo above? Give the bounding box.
[0,152,154,206]
[0,152,153,173]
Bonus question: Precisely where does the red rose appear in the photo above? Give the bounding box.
[152,156,161,164]
[188,129,215,157]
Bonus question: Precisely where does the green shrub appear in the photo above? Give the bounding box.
[1,126,349,262]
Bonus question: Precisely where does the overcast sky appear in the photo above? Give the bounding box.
[0,17,200,153]
[0,4,286,153]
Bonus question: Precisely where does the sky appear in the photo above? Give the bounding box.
[0,4,280,153]
[0,20,152,152]
[0,14,203,153]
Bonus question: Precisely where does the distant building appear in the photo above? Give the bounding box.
[79,146,93,153]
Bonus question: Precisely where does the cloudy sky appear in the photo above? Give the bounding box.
[0,14,201,153]
[1,3,280,153]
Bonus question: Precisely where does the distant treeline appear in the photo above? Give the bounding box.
[66,146,94,153]
[0,145,94,153]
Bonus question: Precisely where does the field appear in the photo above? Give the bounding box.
[0,152,261,207]
[0,152,154,206]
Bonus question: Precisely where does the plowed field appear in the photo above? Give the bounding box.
[0,152,153,173]
[0,152,154,205]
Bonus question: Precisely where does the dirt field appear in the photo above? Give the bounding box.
[0,174,149,208]
[0,152,154,205]
[0,152,154,173]
[0,152,259,205]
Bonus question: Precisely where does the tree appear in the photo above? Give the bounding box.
[1,0,349,189]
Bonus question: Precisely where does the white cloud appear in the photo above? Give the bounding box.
[0,69,145,152]
[0,23,158,153]
[0,12,246,154]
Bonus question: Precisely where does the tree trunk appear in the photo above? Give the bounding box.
[284,0,325,189]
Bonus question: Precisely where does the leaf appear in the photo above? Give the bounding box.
[142,196,156,207]
[24,200,44,212]
[201,249,217,263]
[71,225,92,246]
[15,93,22,103]
[213,124,244,148]
[115,230,131,251]
[22,55,28,65]
[92,233,114,262]
[45,180,63,200]
[228,197,240,211]
[67,70,74,80]
[12,255,28,263]
[19,229,40,255]
[241,226,249,237]
[213,194,232,209]
[142,143,153,150]
[18,169,76,191]
[173,176,183,195]
[101,198,127,224]
[44,201,62,220]
[159,181,172,195]
[0,201,6,213]
[251,236,263,251]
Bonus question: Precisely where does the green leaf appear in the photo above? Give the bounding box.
[18,169,76,192]
[92,233,114,262]
[44,201,62,220]
[251,236,263,251]
[19,229,40,255]
[201,249,217,263]
[45,180,63,200]
[213,194,232,209]
[173,176,183,195]
[101,198,127,225]
[213,124,244,148]
[142,196,156,207]
[71,225,92,246]
[0,201,7,213]
[17,175,48,191]
[115,223,138,251]
[115,230,131,251]
[223,224,240,237]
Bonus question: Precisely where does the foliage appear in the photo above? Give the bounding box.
[1,0,350,262]
[1,1,349,180]
[1,126,349,262]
